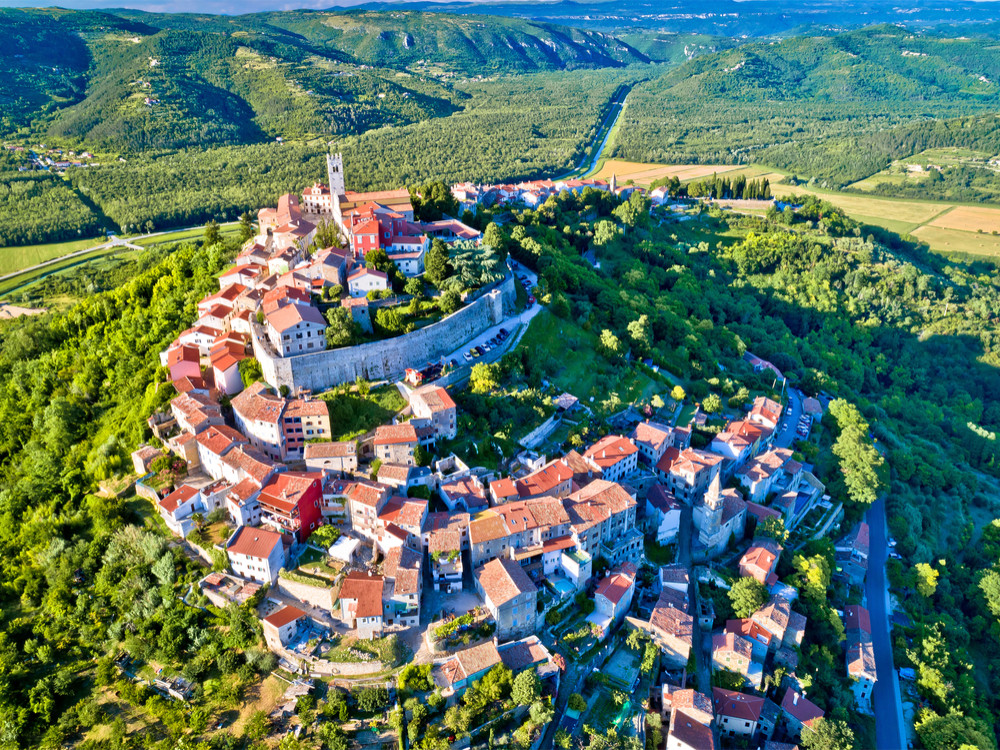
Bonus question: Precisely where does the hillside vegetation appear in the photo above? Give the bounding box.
[614,25,1000,185]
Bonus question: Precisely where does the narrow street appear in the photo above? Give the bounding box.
[867,498,907,750]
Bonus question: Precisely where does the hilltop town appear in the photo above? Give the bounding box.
[120,156,880,750]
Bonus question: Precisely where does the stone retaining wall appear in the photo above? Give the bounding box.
[256,274,517,392]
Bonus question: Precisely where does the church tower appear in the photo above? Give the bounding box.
[326,152,346,197]
[327,152,346,226]
[695,472,725,550]
[610,173,618,193]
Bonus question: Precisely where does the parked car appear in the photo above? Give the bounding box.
[449,359,459,368]
[475,345,485,356]
[463,352,473,362]
[499,327,508,336]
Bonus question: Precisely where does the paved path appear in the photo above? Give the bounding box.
[774,386,803,449]
[867,497,907,750]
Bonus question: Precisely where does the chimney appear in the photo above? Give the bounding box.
[793,692,799,706]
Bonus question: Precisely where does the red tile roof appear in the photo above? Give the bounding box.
[267,302,326,332]
[476,558,536,607]
[228,525,283,559]
[713,687,764,721]
[584,435,638,468]
[339,572,384,618]
[781,689,824,728]
[844,604,871,634]
[595,571,634,607]
[159,484,199,513]
[259,472,320,514]
[374,423,418,445]
[264,605,306,628]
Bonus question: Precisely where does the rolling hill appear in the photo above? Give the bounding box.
[0,8,648,151]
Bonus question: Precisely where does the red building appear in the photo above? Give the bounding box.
[258,472,323,542]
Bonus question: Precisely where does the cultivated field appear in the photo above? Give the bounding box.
[912,225,1000,259]
[927,206,1000,234]
[592,159,745,186]
[0,236,104,275]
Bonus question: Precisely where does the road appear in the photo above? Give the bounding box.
[555,85,631,181]
[774,386,803,450]
[867,497,907,750]
[444,261,541,367]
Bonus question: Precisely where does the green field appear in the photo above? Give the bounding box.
[0,236,105,276]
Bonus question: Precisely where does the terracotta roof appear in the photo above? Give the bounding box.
[595,571,634,607]
[655,446,681,474]
[841,522,870,556]
[566,480,636,531]
[228,477,262,503]
[669,709,717,750]
[751,396,783,426]
[669,448,724,478]
[847,638,877,679]
[469,511,510,544]
[659,563,690,586]
[630,421,674,453]
[378,463,414,483]
[542,535,576,553]
[524,497,570,528]
[725,619,773,648]
[583,435,638,468]
[379,497,427,530]
[284,399,328,419]
[663,687,713,723]
[647,484,680,513]
[713,687,764,721]
[411,385,456,413]
[196,425,247,456]
[347,481,389,508]
[223,446,279,484]
[374,423,418,446]
[650,598,693,641]
[443,641,501,685]
[259,472,320,514]
[348,267,388,282]
[515,458,574,497]
[426,512,468,554]
[476,558,536,607]
[264,605,306,628]
[232,382,284,424]
[384,545,421,596]
[746,501,782,522]
[267,303,326,333]
[490,478,518,500]
[168,344,200,367]
[159,484,199,513]
[781,689,824,728]
[713,632,754,662]
[739,540,782,582]
[338,572,385,619]
[844,605,871,634]
[228,525,283,559]
[500,638,550,672]
[304,441,355,459]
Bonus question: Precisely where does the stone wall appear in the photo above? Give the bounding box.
[256,274,517,393]
[277,575,334,610]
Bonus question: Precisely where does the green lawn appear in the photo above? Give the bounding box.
[0,236,106,276]
[644,540,676,566]
[319,384,407,441]
[514,310,656,414]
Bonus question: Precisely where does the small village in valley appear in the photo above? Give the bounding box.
[129,154,877,750]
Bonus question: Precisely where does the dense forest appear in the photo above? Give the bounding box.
[0,172,101,246]
[65,69,629,233]
[613,25,1000,187]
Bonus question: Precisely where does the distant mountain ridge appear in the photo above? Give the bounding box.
[0,7,648,150]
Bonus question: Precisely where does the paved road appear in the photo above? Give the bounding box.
[774,386,803,450]
[555,86,631,181]
[867,497,907,750]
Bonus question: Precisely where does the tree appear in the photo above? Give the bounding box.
[729,576,767,618]
[828,399,885,507]
[405,277,425,298]
[203,219,221,246]
[411,181,459,222]
[239,357,263,387]
[355,376,370,399]
[671,385,686,401]
[568,693,587,712]
[425,239,451,285]
[439,289,462,314]
[756,516,789,544]
[555,729,572,749]
[702,393,723,414]
[355,686,389,713]
[238,212,254,243]
[599,329,623,358]
[470,362,501,394]
[512,669,541,706]
[914,709,995,750]
[413,443,431,467]
[314,219,344,249]
[594,219,621,246]
[800,717,856,750]
[325,306,360,348]
[978,570,1000,620]
[915,563,939,598]
[627,315,653,355]
[483,222,505,254]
